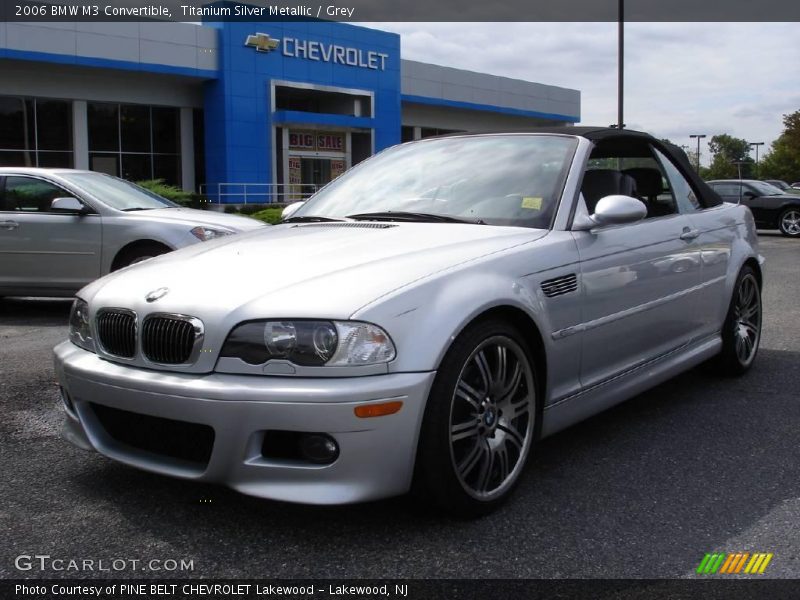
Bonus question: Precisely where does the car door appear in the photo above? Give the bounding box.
[574,173,703,390]
[739,184,781,228]
[0,174,102,294]
[741,183,777,227]
[709,181,770,227]
[653,148,734,341]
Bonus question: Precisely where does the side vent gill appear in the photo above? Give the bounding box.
[541,273,578,298]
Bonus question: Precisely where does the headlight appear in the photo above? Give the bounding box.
[220,320,395,368]
[190,226,234,241]
[69,298,95,353]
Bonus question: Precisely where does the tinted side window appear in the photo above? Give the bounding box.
[716,183,742,198]
[653,148,701,213]
[4,176,68,212]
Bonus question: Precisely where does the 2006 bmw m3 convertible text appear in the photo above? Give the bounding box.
[54,128,764,516]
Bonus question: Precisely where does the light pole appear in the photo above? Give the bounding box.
[749,142,764,179]
[689,134,706,172]
[731,160,747,180]
[617,0,624,129]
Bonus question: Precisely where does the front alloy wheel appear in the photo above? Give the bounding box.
[779,208,800,237]
[414,319,538,517]
[450,337,535,501]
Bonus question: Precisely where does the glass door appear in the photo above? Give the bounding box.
[300,158,332,190]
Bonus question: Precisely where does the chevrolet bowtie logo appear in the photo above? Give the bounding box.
[245,33,280,52]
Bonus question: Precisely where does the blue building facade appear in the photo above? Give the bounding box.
[203,21,401,199]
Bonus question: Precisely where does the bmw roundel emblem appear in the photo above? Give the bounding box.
[145,287,169,302]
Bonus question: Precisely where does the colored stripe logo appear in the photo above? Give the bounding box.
[697,552,773,574]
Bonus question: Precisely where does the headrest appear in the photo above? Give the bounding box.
[623,168,663,197]
[581,169,637,211]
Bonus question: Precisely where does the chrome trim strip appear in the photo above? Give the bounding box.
[550,275,726,340]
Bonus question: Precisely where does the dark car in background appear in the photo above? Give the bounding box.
[764,179,793,191]
[707,179,800,237]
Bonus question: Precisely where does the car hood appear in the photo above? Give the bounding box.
[128,207,265,231]
[83,222,546,320]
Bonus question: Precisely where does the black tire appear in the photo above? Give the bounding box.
[413,318,540,518]
[112,242,170,271]
[715,266,761,376]
[778,207,800,237]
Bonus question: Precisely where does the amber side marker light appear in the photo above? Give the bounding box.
[354,400,403,418]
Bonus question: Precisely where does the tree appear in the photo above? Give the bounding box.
[706,134,753,179]
[760,110,800,183]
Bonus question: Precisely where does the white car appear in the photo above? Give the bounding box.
[0,168,265,297]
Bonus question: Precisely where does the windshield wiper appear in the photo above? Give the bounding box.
[346,211,483,224]
[121,207,155,212]
[283,215,345,223]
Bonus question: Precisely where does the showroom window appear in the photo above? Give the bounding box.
[88,102,181,185]
[0,96,74,168]
[420,127,465,138]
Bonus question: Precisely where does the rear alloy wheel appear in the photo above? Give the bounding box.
[414,319,538,517]
[716,267,761,375]
[778,208,800,237]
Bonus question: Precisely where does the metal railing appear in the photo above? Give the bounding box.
[199,183,320,205]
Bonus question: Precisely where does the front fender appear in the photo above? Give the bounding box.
[352,232,583,405]
[100,220,196,274]
[358,270,548,374]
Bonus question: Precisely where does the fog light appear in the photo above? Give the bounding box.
[59,386,76,418]
[299,433,339,464]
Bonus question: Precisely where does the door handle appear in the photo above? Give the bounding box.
[0,220,19,230]
[680,228,699,241]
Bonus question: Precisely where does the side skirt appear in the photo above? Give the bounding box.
[540,335,722,438]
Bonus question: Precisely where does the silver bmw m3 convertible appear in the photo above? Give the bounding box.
[54,128,764,516]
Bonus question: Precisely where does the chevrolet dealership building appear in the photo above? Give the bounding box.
[0,19,581,203]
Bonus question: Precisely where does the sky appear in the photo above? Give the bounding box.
[368,22,800,166]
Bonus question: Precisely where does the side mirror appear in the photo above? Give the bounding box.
[741,190,757,199]
[281,201,304,221]
[51,197,87,214]
[590,195,647,227]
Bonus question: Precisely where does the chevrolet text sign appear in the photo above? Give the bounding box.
[246,33,389,70]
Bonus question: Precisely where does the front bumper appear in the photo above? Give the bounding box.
[54,341,435,504]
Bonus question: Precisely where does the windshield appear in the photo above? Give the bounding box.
[293,134,578,228]
[60,172,178,211]
[748,180,783,196]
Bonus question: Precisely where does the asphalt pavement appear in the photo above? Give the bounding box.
[1,232,798,580]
